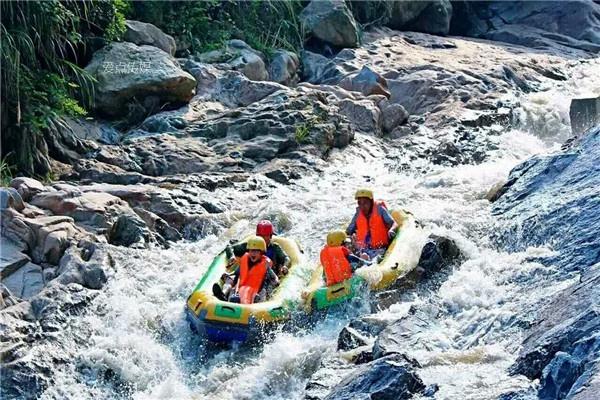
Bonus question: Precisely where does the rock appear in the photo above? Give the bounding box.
[62,117,121,145]
[403,0,453,36]
[198,40,268,81]
[215,71,286,107]
[485,180,508,202]
[380,102,409,133]
[324,354,426,400]
[493,126,600,271]
[337,98,381,134]
[450,1,600,52]
[107,214,150,247]
[10,177,46,202]
[123,19,176,55]
[300,0,360,48]
[301,50,331,83]
[2,262,44,299]
[0,283,20,310]
[431,141,464,165]
[56,244,113,290]
[339,66,390,98]
[373,306,436,360]
[570,96,600,136]
[133,207,182,243]
[0,237,30,279]
[269,50,300,86]
[0,187,25,212]
[84,42,196,118]
[415,234,461,278]
[338,325,370,351]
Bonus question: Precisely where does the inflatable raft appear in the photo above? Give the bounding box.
[302,210,426,312]
[186,236,306,342]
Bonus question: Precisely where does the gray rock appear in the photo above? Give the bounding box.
[339,66,390,98]
[62,117,121,145]
[268,50,300,86]
[301,50,331,83]
[324,354,425,400]
[381,103,409,133]
[198,40,269,81]
[107,214,150,247]
[0,187,25,212]
[84,42,196,118]
[403,0,453,36]
[415,234,462,278]
[124,19,176,55]
[10,177,46,202]
[0,283,20,309]
[337,98,381,134]
[300,0,360,48]
[338,325,370,351]
[2,262,44,299]
[56,244,113,290]
[570,96,600,137]
[0,237,30,279]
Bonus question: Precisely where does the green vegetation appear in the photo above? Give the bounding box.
[1,0,127,177]
[1,0,306,178]
[128,1,305,56]
[295,123,311,144]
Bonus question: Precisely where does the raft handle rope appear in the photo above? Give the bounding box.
[331,287,346,294]
[391,262,399,270]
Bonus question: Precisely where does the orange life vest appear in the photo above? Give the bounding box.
[320,246,352,286]
[355,200,389,249]
[238,254,269,304]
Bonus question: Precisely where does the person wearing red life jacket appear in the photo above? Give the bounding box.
[346,188,398,260]
[228,236,279,304]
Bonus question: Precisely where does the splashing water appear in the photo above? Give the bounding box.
[39,59,600,400]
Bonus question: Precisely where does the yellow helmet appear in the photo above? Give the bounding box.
[246,236,266,252]
[327,230,347,247]
[355,188,374,200]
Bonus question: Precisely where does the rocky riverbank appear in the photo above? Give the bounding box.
[2,1,600,399]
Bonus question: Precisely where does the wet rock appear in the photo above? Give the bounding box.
[56,243,113,290]
[511,263,600,399]
[269,50,300,86]
[431,141,464,165]
[2,262,44,299]
[133,207,182,243]
[339,66,390,98]
[123,19,176,55]
[324,354,425,400]
[107,214,150,247]
[300,0,360,48]
[301,50,331,83]
[305,356,356,400]
[493,127,600,271]
[0,283,20,310]
[416,234,461,278]
[485,180,508,202]
[570,96,600,136]
[10,177,46,202]
[338,325,370,351]
[84,42,196,118]
[373,306,437,360]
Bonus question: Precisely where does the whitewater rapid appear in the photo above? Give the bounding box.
[39,59,600,400]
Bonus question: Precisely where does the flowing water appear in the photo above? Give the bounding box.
[39,60,600,400]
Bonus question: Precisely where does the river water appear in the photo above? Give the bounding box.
[39,60,600,400]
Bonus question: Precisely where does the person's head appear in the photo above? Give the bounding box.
[256,220,274,246]
[246,236,266,262]
[355,188,374,215]
[327,230,347,247]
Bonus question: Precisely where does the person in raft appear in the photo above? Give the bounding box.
[227,220,290,277]
[320,230,371,286]
[346,188,399,261]
[228,236,279,304]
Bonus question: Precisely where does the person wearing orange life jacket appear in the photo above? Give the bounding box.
[320,230,371,286]
[346,188,398,260]
[228,236,279,304]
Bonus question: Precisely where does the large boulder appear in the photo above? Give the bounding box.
[123,19,176,55]
[2,262,44,299]
[301,50,331,83]
[85,42,196,118]
[450,0,600,52]
[107,213,151,247]
[570,96,600,137]
[301,0,360,48]
[268,50,300,86]
[10,177,46,202]
[324,354,426,400]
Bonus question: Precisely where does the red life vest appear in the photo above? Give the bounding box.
[320,246,352,286]
[238,254,269,304]
[356,200,389,249]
